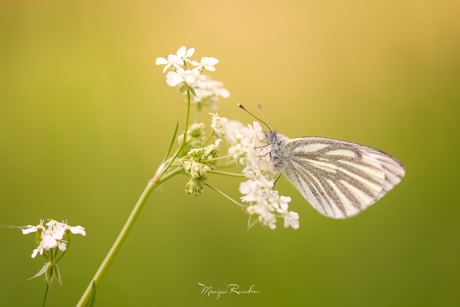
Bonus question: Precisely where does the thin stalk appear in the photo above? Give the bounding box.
[76,175,160,306]
[163,89,192,174]
[209,170,245,177]
[77,89,191,306]
[42,283,49,307]
[204,182,244,208]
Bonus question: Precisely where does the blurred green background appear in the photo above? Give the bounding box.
[1,1,459,306]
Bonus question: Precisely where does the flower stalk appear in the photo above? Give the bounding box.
[77,83,198,306]
[76,177,158,307]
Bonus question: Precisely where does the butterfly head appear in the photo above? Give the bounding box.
[264,130,287,146]
[264,130,277,144]
[238,104,288,170]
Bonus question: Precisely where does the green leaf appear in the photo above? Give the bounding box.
[164,122,179,161]
[247,214,259,231]
[84,280,97,307]
[179,84,188,94]
[188,86,197,97]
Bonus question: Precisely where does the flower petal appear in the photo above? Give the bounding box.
[155,57,168,65]
[70,225,86,236]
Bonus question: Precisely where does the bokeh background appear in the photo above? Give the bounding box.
[1,1,459,306]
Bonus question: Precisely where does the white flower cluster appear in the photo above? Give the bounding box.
[211,113,300,230]
[156,46,230,110]
[22,219,86,258]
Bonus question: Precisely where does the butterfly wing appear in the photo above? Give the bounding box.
[280,137,405,219]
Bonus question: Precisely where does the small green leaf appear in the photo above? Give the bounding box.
[179,84,188,94]
[247,214,259,231]
[84,280,97,307]
[164,122,179,161]
[188,86,197,97]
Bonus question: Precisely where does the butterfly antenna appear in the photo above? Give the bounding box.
[257,103,272,129]
[238,103,272,132]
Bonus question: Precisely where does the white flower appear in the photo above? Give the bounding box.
[276,202,300,229]
[165,67,207,89]
[183,68,207,89]
[239,179,266,203]
[210,114,299,230]
[156,46,195,73]
[207,80,230,98]
[155,54,182,73]
[166,69,185,87]
[239,177,294,229]
[31,247,43,258]
[157,47,229,110]
[227,121,269,173]
[249,202,277,229]
[192,57,219,71]
[22,219,45,235]
[69,225,86,236]
[175,46,195,64]
[224,120,244,137]
[210,113,228,137]
[193,80,230,110]
[22,219,86,258]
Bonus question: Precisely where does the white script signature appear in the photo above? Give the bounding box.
[198,282,259,299]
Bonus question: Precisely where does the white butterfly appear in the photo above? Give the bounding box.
[264,131,405,219]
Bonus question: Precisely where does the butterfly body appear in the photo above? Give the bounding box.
[264,131,290,170]
[264,131,405,219]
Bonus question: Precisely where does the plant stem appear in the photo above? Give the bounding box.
[209,170,245,177]
[204,182,244,208]
[161,89,191,174]
[42,283,49,307]
[77,90,191,306]
[76,174,160,306]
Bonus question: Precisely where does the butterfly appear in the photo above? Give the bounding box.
[240,104,406,219]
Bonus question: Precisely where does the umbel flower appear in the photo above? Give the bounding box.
[156,46,230,110]
[212,114,299,230]
[22,219,86,285]
[156,47,299,230]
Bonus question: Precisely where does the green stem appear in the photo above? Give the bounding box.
[55,241,67,263]
[77,90,191,306]
[204,182,244,208]
[42,283,49,307]
[209,170,245,177]
[162,89,191,175]
[204,155,236,162]
[182,89,192,147]
[203,132,213,146]
[76,172,160,307]
[159,168,183,184]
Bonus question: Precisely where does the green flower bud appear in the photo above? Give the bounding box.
[177,123,207,157]
[185,179,205,196]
